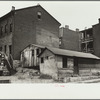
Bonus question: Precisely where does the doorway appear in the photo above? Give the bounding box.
[63,56,67,68]
[74,58,79,74]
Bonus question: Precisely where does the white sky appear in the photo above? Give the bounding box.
[0,1,100,30]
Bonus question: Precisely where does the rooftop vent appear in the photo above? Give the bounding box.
[76,28,79,32]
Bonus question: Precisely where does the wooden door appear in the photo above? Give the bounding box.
[63,56,67,68]
[74,58,79,74]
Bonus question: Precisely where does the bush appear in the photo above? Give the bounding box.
[39,74,52,79]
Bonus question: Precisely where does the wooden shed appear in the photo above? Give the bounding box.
[38,47,100,79]
[20,44,45,69]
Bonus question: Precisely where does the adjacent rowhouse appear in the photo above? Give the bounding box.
[59,25,81,51]
[80,19,100,58]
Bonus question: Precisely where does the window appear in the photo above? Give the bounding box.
[37,12,41,20]
[4,45,6,53]
[5,24,7,33]
[41,57,44,63]
[9,45,12,54]
[1,27,3,36]
[10,23,13,32]
[32,50,34,56]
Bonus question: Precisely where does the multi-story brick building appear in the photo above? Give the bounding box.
[80,19,100,57]
[0,5,61,61]
[59,25,81,51]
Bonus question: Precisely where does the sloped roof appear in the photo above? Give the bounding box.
[0,5,61,25]
[21,43,45,53]
[39,47,100,60]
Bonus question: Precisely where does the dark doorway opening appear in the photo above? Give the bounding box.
[63,56,67,68]
[74,58,79,74]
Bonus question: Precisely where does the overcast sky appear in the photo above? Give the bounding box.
[0,1,100,31]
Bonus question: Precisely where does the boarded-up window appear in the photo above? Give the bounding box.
[41,57,44,63]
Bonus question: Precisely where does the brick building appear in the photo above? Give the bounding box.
[80,19,100,57]
[59,25,81,51]
[0,5,61,61]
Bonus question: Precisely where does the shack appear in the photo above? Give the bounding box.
[20,44,45,68]
[38,47,100,79]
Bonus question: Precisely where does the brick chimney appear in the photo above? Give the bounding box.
[65,25,69,29]
[12,6,15,11]
[76,28,79,32]
[99,18,100,23]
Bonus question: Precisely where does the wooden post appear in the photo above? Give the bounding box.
[34,48,37,66]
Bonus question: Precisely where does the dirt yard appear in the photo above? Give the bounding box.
[0,67,57,83]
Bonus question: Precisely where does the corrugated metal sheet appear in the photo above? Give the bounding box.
[46,47,100,60]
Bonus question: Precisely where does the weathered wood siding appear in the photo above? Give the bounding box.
[21,45,43,67]
[78,58,100,76]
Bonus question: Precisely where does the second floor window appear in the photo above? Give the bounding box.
[10,23,13,32]
[5,24,7,33]
[0,27,3,36]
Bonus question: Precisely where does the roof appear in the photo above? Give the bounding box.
[21,43,45,53]
[0,5,61,26]
[39,47,100,60]
[80,28,93,33]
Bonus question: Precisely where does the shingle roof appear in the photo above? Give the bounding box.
[44,47,100,60]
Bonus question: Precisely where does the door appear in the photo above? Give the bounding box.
[63,56,67,68]
[74,58,79,74]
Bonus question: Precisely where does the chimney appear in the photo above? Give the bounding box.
[65,25,69,29]
[99,18,100,23]
[76,28,79,32]
[12,6,15,11]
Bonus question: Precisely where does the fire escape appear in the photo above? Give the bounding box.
[81,28,94,54]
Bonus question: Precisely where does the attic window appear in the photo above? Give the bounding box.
[37,12,41,20]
